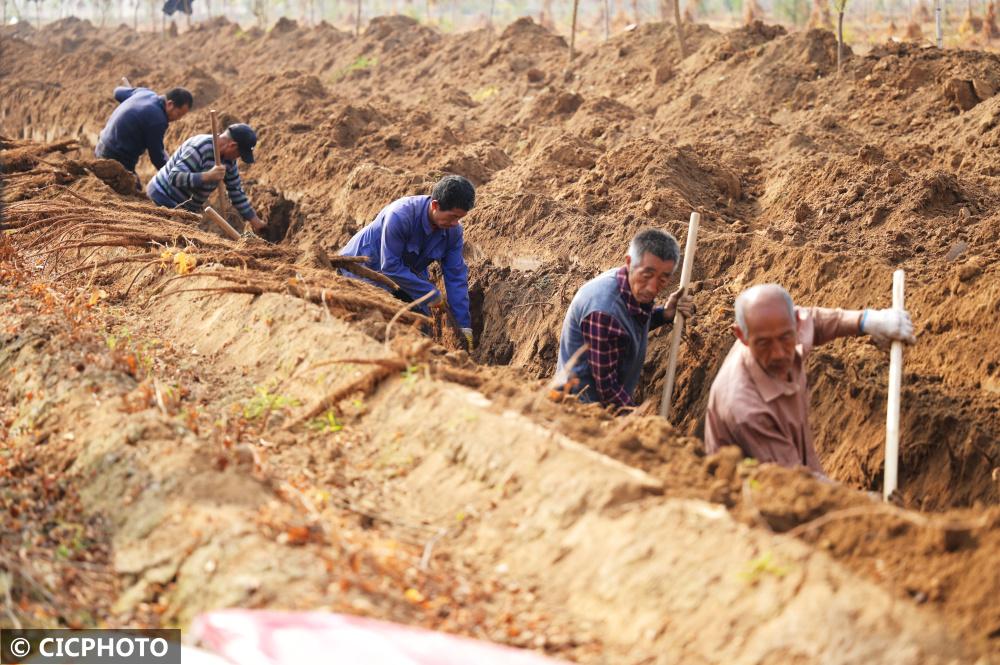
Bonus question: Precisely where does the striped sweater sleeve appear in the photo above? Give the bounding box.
[223,164,256,220]
[165,141,207,190]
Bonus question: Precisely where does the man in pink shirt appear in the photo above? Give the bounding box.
[704,284,915,475]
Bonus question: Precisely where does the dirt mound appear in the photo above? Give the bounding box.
[707,19,788,61]
[441,140,513,186]
[179,66,224,107]
[0,138,142,201]
[0,136,79,173]
[485,17,568,68]
[739,464,1000,644]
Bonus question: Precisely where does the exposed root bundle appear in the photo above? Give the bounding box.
[147,267,429,327]
[287,351,482,430]
[1,169,81,202]
[1,182,430,339]
[289,359,407,428]
[0,136,79,174]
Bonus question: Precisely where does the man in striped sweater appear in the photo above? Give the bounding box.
[147,123,266,233]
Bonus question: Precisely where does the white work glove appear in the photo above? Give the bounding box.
[460,327,474,350]
[860,308,916,345]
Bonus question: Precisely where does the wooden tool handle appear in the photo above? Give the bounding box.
[210,109,221,166]
[883,269,905,500]
[659,211,700,420]
[204,206,242,242]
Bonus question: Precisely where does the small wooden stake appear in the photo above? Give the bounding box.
[935,0,943,46]
[569,0,580,60]
[883,269,905,501]
[673,0,687,57]
[659,211,700,420]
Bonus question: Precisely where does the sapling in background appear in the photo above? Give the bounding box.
[833,0,848,73]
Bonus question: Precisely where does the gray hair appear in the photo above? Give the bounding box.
[628,228,680,266]
[734,284,795,335]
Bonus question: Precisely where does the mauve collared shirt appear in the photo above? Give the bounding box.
[704,307,862,474]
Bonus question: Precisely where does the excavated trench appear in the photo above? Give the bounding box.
[464,225,1000,512]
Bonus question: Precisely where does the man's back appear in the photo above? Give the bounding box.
[97,87,168,171]
[338,193,471,330]
[341,196,432,268]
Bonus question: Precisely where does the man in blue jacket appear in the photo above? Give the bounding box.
[339,175,475,349]
[95,83,193,185]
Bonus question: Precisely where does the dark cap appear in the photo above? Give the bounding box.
[227,123,257,164]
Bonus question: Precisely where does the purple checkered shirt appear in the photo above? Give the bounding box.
[580,266,668,408]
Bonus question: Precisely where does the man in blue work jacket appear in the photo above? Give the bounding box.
[95,82,193,187]
[339,175,476,349]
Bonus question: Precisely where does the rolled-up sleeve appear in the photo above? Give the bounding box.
[807,307,862,346]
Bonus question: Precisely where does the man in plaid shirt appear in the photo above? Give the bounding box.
[555,229,694,410]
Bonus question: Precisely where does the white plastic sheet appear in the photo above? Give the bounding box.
[190,610,571,665]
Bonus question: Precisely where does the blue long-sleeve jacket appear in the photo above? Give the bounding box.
[95,87,169,172]
[339,195,471,329]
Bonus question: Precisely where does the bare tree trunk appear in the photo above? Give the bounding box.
[604,0,609,38]
[487,0,494,27]
[355,0,360,33]
[673,0,687,56]
[837,9,844,72]
[569,0,579,59]
[935,0,943,45]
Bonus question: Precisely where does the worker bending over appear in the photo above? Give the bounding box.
[95,83,192,186]
[338,175,475,349]
[555,228,694,410]
[705,283,915,474]
[147,123,266,234]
